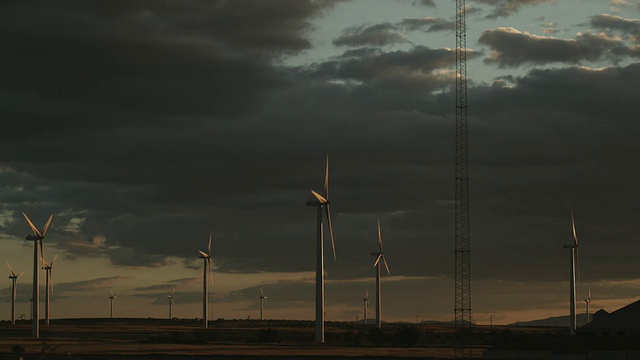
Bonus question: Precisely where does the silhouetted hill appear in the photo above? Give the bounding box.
[508,313,590,327]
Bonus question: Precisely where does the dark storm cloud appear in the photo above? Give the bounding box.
[310,46,480,93]
[399,17,456,32]
[2,0,640,299]
[333,23,410,47]
[590,14,640,42]
[56,276,130,293]
[471,0,555,19]
[479,27,623,66]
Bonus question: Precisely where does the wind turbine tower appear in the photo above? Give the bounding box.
[109,289,117,319]
[167,288,175,320]
[371,220,390,329]
[584,289,591,324]
[564,213,580,335]
[22,212,53,339]
[362,289,369,325]
[43,254,57,325]
[7,263,24,325]
[306,155,336,343]
[198,235,214,328]
[259,288,267,321]
[454,0,472,356]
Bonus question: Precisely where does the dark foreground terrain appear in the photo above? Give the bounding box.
[2,318,634,359]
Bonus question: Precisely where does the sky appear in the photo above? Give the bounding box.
[1,0,640,325]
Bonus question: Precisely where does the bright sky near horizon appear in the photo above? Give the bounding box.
[2,0,640,326]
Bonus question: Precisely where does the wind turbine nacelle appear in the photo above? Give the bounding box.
[26,235,41,241]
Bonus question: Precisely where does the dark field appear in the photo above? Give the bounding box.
[0,318,559,359]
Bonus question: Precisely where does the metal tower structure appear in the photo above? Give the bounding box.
[454,0,472,357]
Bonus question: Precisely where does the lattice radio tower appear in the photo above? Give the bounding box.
[454,0,472,357]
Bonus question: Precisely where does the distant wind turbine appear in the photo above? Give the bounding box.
[259,288,267,321]
[563,212,580,335]
[305,154,336,343]
[198,234,214,328]
[371,219,390,329]
[584,288,591,324]
[109,289,117,319]
[362,289,369,325]
[22,212,53,338]
[7,263,25,325]
[42,254,58,325]
[167,288,175,320]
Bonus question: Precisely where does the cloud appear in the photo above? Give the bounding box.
[56,276,130,293]
[590,14,640,42]
[333,23,411,47]
[399,17,456,32]
[472,0,557,19]
[479,27,623,66]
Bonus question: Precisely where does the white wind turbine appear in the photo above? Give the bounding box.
[167,288,175,320]
[7,263,25,325]
[563,212,580,335]
[22,212,53,338]
[109,289,117,319]
[371,219,390,329]
[42,254,58,325]
[362,289,369,325]
[198,234,214,328]
[584,288,591,324]
[305,154,336,343]
[259,288,267,321]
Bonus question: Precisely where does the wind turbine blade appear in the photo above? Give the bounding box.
[260,287,264,297]
[51,254,58,267]
[22,212,42,237]
[41,257,49,268]
[6,262,16,276]
[382,255,391,275]
[311,190,327,204]
[324,154,330,199]
[377,219,383,252]
[365,288,368,298]
[172,288,176,297]
[206,258,215,286]
[325,203,336,261]
[373,254,382,268]
[17,271,24,278]
[109,288,114,297]
[42,214,54,236]
[198,250,210,258]
[39,240,45,268]
[50,270,55,294]
[588,288,591,299]
[575,248,581,284]
[208,234,212,257]
[571,211,578,247]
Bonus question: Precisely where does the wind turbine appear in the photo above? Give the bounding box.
[42,254,58,325]
[371,219,390,329]
[167,288,175,320]
[584,288,591,324]
[305,154,336,343]
[22,212,53,338]
[198,234,214,328]
[109,289,117,319]
[362,289,369,325]
[7,263,24,325]
[259,288,267,321]
[563,212,580,335]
